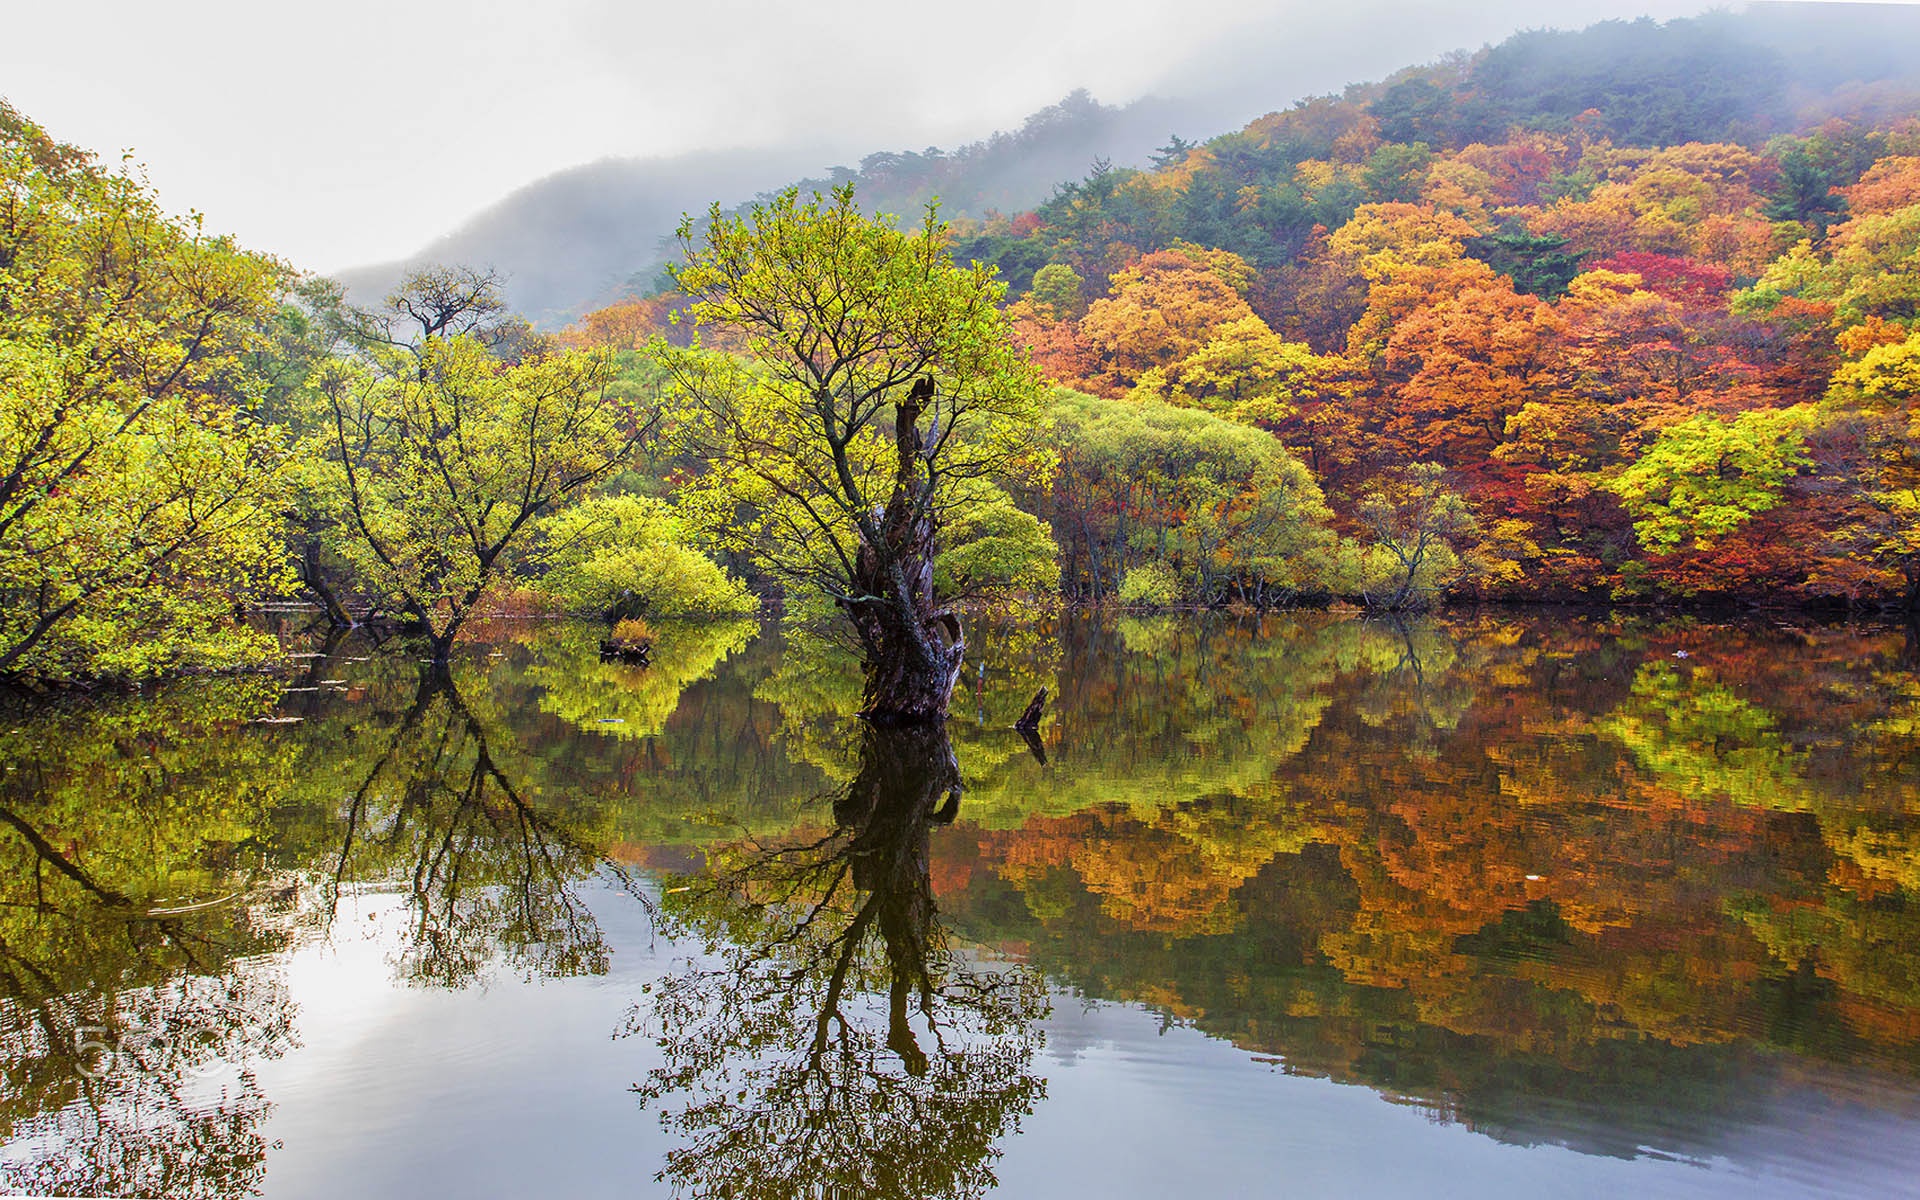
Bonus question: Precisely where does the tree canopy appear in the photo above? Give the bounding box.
[0,102,291,681]
[657,185,1050,717]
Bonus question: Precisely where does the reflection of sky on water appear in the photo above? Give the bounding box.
[252,883,675,1200]
[241,881,1920,1200]
[1020,997,1920,1200]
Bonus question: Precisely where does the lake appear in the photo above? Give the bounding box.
[4,610,1920,1199]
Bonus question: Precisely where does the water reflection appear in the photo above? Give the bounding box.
[4,611,1920,1196]
[316,665,618,988]
[944,612,1920,1158]
[0,680,298,1199]
[627,721,1048,1200]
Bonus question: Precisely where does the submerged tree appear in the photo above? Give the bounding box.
[628,722,1048,1199]
[659,186,1050,721]
[307,268,650,664]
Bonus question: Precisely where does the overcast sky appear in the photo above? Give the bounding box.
[0,0,1818,271]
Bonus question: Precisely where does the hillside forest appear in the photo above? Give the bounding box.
[584,15,1920,614]
[10,11,1920,688]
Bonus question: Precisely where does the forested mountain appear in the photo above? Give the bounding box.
[577,3,1920,610]
[345,4,1920,326]
[337,90,1205,323]
[1376,3,1920,149]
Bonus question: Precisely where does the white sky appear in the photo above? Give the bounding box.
[0,0,1838,272]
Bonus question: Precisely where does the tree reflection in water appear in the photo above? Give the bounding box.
[0,680,298,1200]
[627,722,1049,1200]
[0,657,631,1198]
[12,610,1920,1195]
[319,665,620,989]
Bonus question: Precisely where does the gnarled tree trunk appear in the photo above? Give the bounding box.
[848,378,966,723]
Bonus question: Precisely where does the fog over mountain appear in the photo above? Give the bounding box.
[332,147,828,327]
[333,1,1920,326]
[332,90,1220,324]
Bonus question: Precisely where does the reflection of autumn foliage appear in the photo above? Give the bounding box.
[313,667,625,989]
[1597,662,1811,808]
[11,606,1920,1181]
[979,798,1310,936]
[929,611,1920,1133]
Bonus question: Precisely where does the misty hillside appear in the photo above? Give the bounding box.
[339,3,1920,326]
[1362,3,1920,149]
[762,91,1203,231]
[331,147,823,328]
[335,91,1204,325]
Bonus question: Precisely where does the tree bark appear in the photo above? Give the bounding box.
[849,378,966,723]
[300,535,355,628]
[426,627,458,669]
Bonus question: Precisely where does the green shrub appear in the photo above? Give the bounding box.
[530,495,757,619]
[1116,562,1182,608]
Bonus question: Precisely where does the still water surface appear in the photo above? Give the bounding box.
[4,611,1920,1198]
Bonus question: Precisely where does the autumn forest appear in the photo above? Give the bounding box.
[13,6,1920,1198]
[7,14,1920,694]
[579,13,1920,614]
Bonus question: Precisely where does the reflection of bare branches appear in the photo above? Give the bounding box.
[626,722,1048,1200]
[322,667,624,988]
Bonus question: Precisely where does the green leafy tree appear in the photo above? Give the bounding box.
[1607,407,1813,553]
[931,481,1060,605]
[527,493,756,619]
[1818,333,1920,606]
[0,102,292,682]
[1026,262,1087,321]
[1129,315,1337,426]
[1044,389,1336,605]
[1116,561,1182,608]
[309,316,646,664]
[658,185,1050,721]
